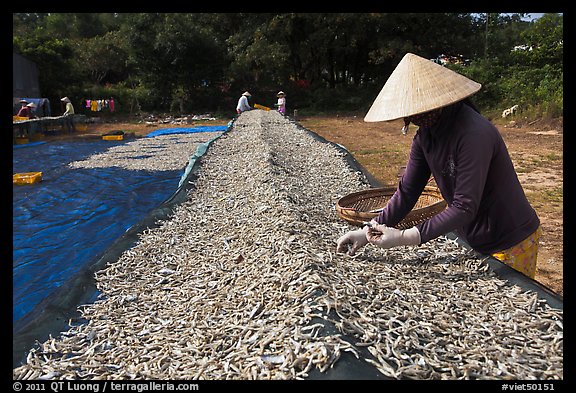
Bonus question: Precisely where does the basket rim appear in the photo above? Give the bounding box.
[336,185,447,228]
[337,185,444,209]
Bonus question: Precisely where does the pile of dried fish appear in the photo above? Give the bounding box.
[13,110,562,380]
[68,132,222,172]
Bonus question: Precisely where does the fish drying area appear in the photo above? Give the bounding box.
[13,110,563,380]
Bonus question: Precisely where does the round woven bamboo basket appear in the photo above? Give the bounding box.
[336,185,447,229]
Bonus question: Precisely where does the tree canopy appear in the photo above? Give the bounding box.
[13,12,563,118]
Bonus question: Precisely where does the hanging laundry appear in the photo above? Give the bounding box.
[86,98,116,112]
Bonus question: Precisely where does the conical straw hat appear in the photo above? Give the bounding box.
[364,53,481,122]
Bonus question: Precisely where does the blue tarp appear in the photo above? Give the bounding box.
[13,141,47,149]
[12,126,227,327]
[146,125,228,138]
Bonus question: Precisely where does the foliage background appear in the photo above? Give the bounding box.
[13,12,563,120]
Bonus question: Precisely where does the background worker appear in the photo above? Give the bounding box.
[14,101,37,138]
[17,102,36,119]
[275,91,286,115]
[236,91,252,114]
[15,99,29,116]
[61,96,75,132]
[336,52,541,279]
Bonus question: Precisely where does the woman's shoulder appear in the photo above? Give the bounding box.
[456,105,499,134]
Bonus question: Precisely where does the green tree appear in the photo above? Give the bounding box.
[508,13,563,117]
[12,12,563,117]
[514,13,563,69]
[123,13,229,111]
[13,33,78,102]
[43,13,125,39]
[73,31,130,86]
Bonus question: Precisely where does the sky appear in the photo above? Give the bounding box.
[524,13,544,21]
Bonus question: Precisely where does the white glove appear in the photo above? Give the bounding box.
[336,227,369,256]
[366,223,421,249]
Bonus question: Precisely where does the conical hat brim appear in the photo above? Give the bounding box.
[364,53,481,122]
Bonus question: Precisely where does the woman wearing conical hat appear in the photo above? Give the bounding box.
[337,53,541,279]
[236,91,253,115]
[60,96,76,132]
[275,91,286,115]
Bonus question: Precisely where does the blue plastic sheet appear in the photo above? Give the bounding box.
[146,125,228,138]
[12,126,227,327]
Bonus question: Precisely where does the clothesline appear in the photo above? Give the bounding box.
[85,98,115,112]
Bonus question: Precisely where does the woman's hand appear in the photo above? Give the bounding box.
[366,223,421,249]
[336,227,369,256]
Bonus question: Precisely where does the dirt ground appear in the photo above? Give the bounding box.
[298,114,563,298]
[32,113,563,297]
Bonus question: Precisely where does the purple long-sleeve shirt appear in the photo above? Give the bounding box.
[376,102,540,254]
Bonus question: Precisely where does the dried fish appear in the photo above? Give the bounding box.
[13,110,562,380]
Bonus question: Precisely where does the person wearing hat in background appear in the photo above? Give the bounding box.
[61,96,75,132]
[236,91,252,114]
[15,100,36,138]
[17,101,37,119]
[336,52,541,279]
[275,91,286,115]
[16,99,29,116]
